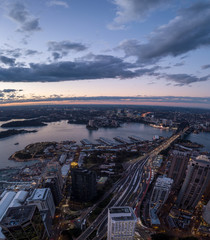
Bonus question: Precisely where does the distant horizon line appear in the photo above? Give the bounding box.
[1,99,210,110]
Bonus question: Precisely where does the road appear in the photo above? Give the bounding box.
[76,127,189,240]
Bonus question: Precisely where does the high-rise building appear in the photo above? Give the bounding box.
[0,205,47,240]
[71,168,96,202]
[27,188,55,218]
[167,150,190,187]
[176,155,210,210]
[45,162,63,191]
[107,206,137,240]
[43,177,62,206]
[43,162,63,206]
[150,176,173,209]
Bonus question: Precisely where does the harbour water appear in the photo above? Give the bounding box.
[0,120,210,168]
[0,120,172,168]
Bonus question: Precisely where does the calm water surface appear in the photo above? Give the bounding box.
[0,120,210,169]
[186,132,210,152]
[0,120,172,168]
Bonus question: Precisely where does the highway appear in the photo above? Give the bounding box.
[76,127,189,240]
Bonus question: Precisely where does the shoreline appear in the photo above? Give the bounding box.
[0,129,37,139]
[1,121,210,169]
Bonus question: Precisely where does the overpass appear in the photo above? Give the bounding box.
[76,126,190,240]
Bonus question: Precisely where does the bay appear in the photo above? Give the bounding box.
[1,120,210,169]
[0,120,172,169]
[186,132,210,152]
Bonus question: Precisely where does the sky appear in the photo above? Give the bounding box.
[0,0,210,108]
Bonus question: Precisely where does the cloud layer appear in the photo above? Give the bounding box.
[0,56,16,66]
[108,0,167,29]
[119,2,210,62]
[8,2,41,33]
[0,52,209,86]
[48,1,69,8]
[48,41,87,60]
[1,94,210,108]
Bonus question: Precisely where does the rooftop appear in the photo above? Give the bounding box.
[155,176,173,187]
[109,207,131,214]
[0,205,36,227]
[109,207,137,222]
[29,188,49,201]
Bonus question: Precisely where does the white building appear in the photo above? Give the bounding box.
[107,207,137,240]
[27,188,55,218]
[0,191,28,240]
[150,176,173,210]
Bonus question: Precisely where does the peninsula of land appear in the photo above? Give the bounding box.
[0,129,37,139]
[1,119,47,128]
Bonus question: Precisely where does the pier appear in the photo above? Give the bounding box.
[128,135,144,142]
[96,137,117,146]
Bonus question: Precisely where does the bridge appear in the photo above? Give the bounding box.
[76,127,190,240]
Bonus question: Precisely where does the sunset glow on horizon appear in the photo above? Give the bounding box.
[0,0,210,108]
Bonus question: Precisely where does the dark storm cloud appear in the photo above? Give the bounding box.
[8,3,41,33]
[118,2,210,62]
[0,56,15,66]
[108,0,168,29]
[48,41,88,60]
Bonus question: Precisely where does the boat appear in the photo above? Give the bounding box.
[14,142,19,145]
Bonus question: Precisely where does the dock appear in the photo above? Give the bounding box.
[113,136,131,144]
[80,139,93,145]
[96,137,117,146]
[128,135,143,142]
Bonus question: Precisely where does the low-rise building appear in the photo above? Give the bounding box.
[27,188,55,218]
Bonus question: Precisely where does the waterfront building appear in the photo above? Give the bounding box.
[176,155,210,210]
[27,188,55,218]
[71,168,96,202]
[167,150,190,188]
[0,205,47,240]
[107,206,137,240]
[150,176,173,210]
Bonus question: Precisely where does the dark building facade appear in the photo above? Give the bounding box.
[42,162,63,206]
[167,150,190,188]
[176,155,210,210]
[71,168,96,202]
[0,205,47,240]
[43,177,62,206]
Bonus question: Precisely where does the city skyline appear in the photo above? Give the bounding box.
[0,0,210,108]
